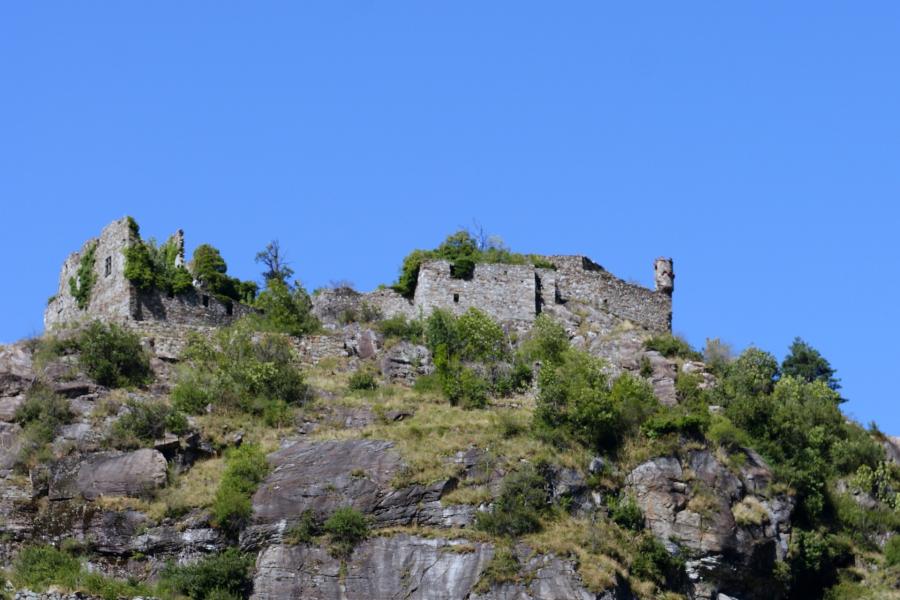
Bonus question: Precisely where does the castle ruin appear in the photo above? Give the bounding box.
[44,218,254,333]
[46,219,674,350]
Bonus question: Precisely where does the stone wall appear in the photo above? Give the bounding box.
[127,321,217,360]
[45,218,135,330]
[133,288,255,328]
[541,256,672,333]
[44,219,254,332]
[414,260,536,323]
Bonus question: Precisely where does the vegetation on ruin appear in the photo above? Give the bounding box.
[392,229,556,298]
[68,240,97,310]
[124,219,194,295]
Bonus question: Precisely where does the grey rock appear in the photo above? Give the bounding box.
[625,450,793,600]
[249,440,461,544]
[49,449,168,501]
[381,342,433,383]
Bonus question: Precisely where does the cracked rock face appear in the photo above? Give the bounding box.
[248,439,470,546]
[253,535,494,600]
[626,449,792,600]
[253,535,629,600]
[48,448,168,501]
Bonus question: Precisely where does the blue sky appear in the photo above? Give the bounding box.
[1,3,898,432]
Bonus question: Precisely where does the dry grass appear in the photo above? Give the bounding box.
[731,495,769,527]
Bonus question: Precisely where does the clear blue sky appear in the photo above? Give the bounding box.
[1,3,898,432]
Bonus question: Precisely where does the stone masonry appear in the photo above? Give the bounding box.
[316,255,674,334]
[44,218,254,332]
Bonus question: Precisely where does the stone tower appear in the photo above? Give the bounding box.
[654,257,674,296]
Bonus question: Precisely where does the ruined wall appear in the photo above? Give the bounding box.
[413,260,536,323]
[133,289,255,328]
[45,218,135,330]
[45,218,255,332]
[540,255,672,333]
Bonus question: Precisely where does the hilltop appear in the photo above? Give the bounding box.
[0,218,898,600]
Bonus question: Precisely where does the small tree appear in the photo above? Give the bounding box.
[255,240,295,284]
[782,337,841,393]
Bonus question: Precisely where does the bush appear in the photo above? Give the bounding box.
[190,244,257,304]
[533,349,619,451]
[251,278,319,336]
[456,308,508,362]
[124,230,194,295]
[631,535,685,589]
[644,334,702,361]
[376,315,424,342]
[475,464,550,537]
[78,321,152,388]
[348,370,378,391]
[11,545,81,590]
[474,545,520,592]
[160,548,254,600]
[212,445,270,535]
[885,536,900,567]
[520,314,569,365]
[69,241,97,310]
[108,399,188,449]
[323,507,369,558]
[609,493,644,531]
[14,384,72,469]
[392,230,556,298]
[284,509,322,545]
[173,324,308,419]
[11,545,152,599]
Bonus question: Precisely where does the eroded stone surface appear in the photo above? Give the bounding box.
[48,449,168,501]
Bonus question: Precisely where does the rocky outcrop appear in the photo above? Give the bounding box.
[252,535,629,600]
[626,449,792,600]
[253,535,493,600]
[247,440,471,546]
[380,342,433,383]
[0,342,35,422]
[48,449,168,501]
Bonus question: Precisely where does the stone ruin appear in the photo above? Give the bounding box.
[44,218,255,335]
[314,254,674,335]
[45,219,674,361]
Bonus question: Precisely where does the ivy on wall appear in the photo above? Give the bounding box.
[68,241,97,310]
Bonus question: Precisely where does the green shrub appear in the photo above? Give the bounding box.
[784,529,852,597]
[707,414,750,451]
[284,509,322,545]
[643,334,702,361]
[77,321,151,388]
[212,445,270,535]
[323,507,369,558]
[392,230,555,298]
[631,535,685,589]
[534,349,619,451]
[11,545,81,590]
[160,548,254,600]
[14,384,72,469]
[348,370,378,391]
[10,545,152,600]
[520,314,569,365]
[641,410,709,440]
[190,244,257,304]
[68,241,97,310]
[475,464,550,537]
[377,315,424,342]
[456,308,507,362]
[123,224,194,295]
[885,536,900,567]
[609,493,644,531]
[173,324,308,419]
[250,278,319,336]
[108,399,188,449]
[474,545,520,592]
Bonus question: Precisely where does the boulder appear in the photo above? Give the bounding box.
[380,342,433,384]
[49,449,168,501]
[344,326,383,359]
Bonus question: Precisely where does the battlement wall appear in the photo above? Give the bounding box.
[414,260,536,323]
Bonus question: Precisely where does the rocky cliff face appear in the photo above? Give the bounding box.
[7,299,891,600]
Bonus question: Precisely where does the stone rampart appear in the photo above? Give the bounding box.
[414,260,536,323]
